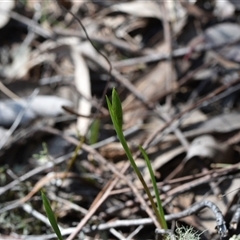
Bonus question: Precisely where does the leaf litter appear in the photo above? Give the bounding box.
[0,1,240,239]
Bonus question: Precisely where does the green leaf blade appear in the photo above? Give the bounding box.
[112,88,123,129]
[41,191,64,240]
[107,89,167,229]
[139,146,168,229]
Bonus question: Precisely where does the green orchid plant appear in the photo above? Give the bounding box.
[106,88,167,229]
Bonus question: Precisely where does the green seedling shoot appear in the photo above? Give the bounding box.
[106,88,167,229]
[41,191,64,240]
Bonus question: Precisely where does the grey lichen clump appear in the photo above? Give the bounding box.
[166,226,202,240]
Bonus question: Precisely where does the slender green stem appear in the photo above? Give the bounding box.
[139,146,167,229]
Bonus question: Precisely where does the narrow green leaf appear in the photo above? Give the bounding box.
[89,119,100,144]
[41,191,64,240]
[112,88,123,129]
[139,146,168,229]
[107,88,167,229]
[106,94,121,134]
[106,95,117,129]
[106,95,112,111]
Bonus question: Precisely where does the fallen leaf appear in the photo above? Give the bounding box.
[185,113,240,138]
[186,135,222,160]
[0,96,73,127]
[71,45,91,136]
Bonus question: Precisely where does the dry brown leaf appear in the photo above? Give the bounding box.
[123,43,177,127]
[181,109,207,127]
